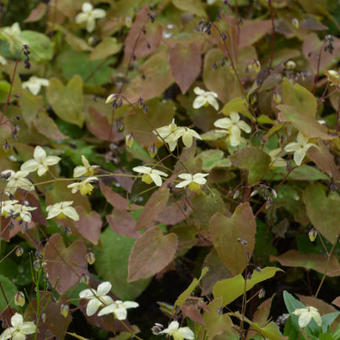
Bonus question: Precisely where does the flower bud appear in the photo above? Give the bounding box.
[258,288,266,299]
[60,304,69,318]
[273,92,282,104]
[15,247,24,257]
[308,228,317,242]
[286,60,296,70]
[86,252,96,265]
[125,134,134,148]
[148,144,158,158]
[80,273,90,285]
[105,93,117,104]
[14,291,25,307]
[292,18,299,29]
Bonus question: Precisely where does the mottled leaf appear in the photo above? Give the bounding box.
[33,111,68,141]
[90,37,122,61]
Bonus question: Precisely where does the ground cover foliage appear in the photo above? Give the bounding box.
[0,0,340,339]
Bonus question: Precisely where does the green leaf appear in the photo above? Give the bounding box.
[196,149,231,171]
[0,274,17,309]
[282,78,317,117]
[222,97,254,121]
[172,0,206,17]
[303,183,340,244]
[0,80,10,103]
[20,30,53,62]
[47,75,84,127]
[57,50,115,86]
[322,312,340,332]
[213,267,282,306]
[278,104,333,140]
[230,147,271,185]
[283,290,305,314]
[175,267,208,307]
[90,37,122,61]
[209,203,257,275]
[94,228,150,300]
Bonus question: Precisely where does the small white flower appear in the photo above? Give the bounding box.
[2,170,34,195]
[22,76,49,96]
[175,173,208,191]
[293,306,322,328]
[133,166,168,187]
[11,203,37,223]
[73,155,99,177]
[46,201,79,221]
[193,86,219,111]
[0,312,36,340]
[75,2,106,33]
[284,132,316,166]
[1,200,18,216]
[1,22,22,53]
[177,127,202,148]
[21,146,60,176]
[268,148,286,168]
[214,112,251,146]
[79,281,114,317]
[67,176,98,195]
[159,321,194,340]
[97,300,139,320]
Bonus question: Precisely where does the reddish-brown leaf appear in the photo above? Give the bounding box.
[136,187,169,230]
[209,203,256,275]
[24,3,47,22]
[124,7,162,63]
[33,111,68,141]
[45,234,88,293]
[332,296,340,308]
[271,250,340,277]
[169,42,201,94]
[157,199,192,225]
[181,304,205,324]
[128,226,178,282]
[74,206,102,245]
[99,181,130,210]
[107,210,139,238]
[239,20,272,48]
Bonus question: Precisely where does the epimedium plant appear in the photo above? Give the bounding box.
[0,0,340,339]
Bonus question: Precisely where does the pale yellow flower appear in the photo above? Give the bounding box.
[293,306,322,328]
[46,201,79,221]
[11,203,37,223]
[73,155,98,177]
[193,87,219,110]
[75,2,106,33]
[214,112,251,146]
[21,146,60,176]
[0,313,36,340]
[98,300,139,320]
[159,321,194,340]
[1,22,22,53]
[284,133,316,166]
[2,170,34,195]
[67,176,98,195]
[79,281,114,317]
[175,173,208,191]
[22,76,49,96]
[268,148,286,168]
[324,69,340,86]
[133,166,168,186]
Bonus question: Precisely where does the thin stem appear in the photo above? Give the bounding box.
[314,240,337,298]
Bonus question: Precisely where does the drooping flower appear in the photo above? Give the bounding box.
[175,173,209,191]
[0,312,36,340]
[1,200,18,217]
[214,112,251,146]
[67,177,98,195]
[158,321,194,340]
[73,155,99,178]
[75,2,106,33]
[46,201,79,221]
[1,22,22,53]
[324,69,340,86]
[11,203,37,223]
[79,281,114,317]
[293,306,322,328]
[193,87,219,111]
[284,132,317,166]
[22,76,49,96]
[133,166,168,187]
[97,300,139,320]
[267,148,286,168]
[153,120,201,151]
[21,146,60,176]
[153,119,181,152]
[1,170,34,195]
